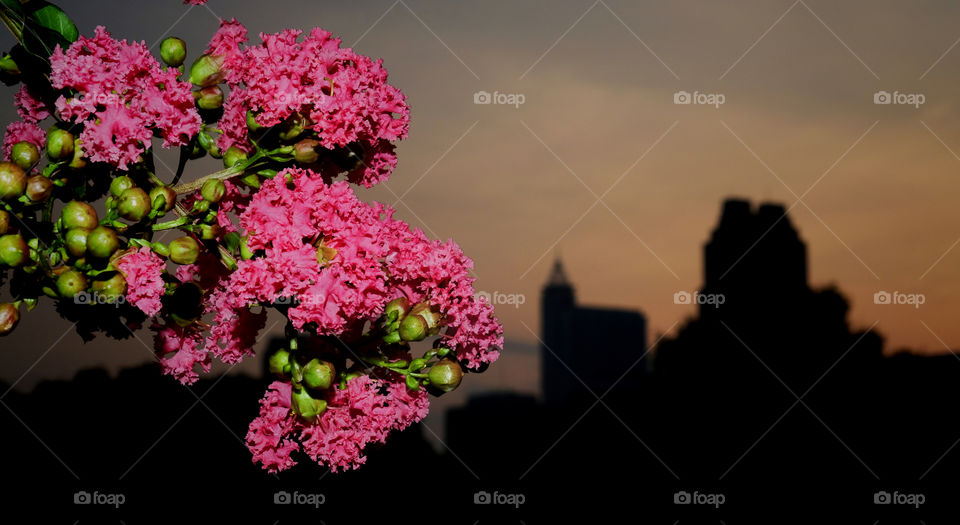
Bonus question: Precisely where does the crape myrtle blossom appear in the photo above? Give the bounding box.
[0,7,501,475]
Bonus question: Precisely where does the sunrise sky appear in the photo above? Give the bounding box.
[4,0,960,426]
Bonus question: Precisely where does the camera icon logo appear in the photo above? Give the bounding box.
[874,91,891,104]
[673,91,691,104]
[74,491,91,504]
[874,491,891,504]
[673,291,692,305]
[873,291,891,305]
[73,291,91,305]
[475,291,492,303]
[274,491,291,504]
[674,491,691,504]
[474,491,491,504]
[473,91,492,105]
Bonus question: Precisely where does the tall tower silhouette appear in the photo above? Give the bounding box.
[540,258,647,406]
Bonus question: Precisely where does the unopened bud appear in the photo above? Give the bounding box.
[427,358,463,393]
[64,228,89,257]
[46,128,74,161]
[118,187,150,222]
[25,175,52,202]
[160,36,187,67]
[11,141,39,170]
[110,176,135,197]
[198,223,221,240]
[294,138,320,164]
[0,209,8,234]
[149,186,177,213]
[223,146,247,168]
[268,349,291,377]
[168,236,200,264]
[399,314,428,342]
[302,359,335,391]
[56,269,87,298]
[201,179,226,203]
[0,234,28,266]
[384,297,410,322]
[197,128,221,158]
[0,161,26,200]
[68,138,86,169]
[410,302,442,334]
[246,110,263,132]
[194,85,224,110]
[86,226,119,259]
[91,272,126,300]
[188,54,224,87]
[61,200,98,230]
[0,302,18,335]
[291,386,327,422]
[278,113,307,142]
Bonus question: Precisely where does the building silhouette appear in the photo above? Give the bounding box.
[540,258,647,406]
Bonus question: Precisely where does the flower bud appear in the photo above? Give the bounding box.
[25,175,52,202]
[56,269,87,298]
[0,209,9,234]
[0,234,28,266]
[194,85,224,110]
[0,302,18,335]
[11,141,39,170]
[118,187,150,222]
[86,226,119,259]
[410,302,442,334]
[91,272,126,301]
[246,110,263,132]
[149,186,177,213]
[278,113,307,142]
[64,227,89,257]
[201,179,227,203]
[197,128,221,158]
[188,54,224,87]
[293,138,320,164]
[109,175,134,197]
[291,386,327,422]
[46,128,74,161]
[68,138,86,169]
[302,359,335,391]
[409,358,427,372]
[268,349,291,377]
[61,200,98,230]
[427,358,463,393]
[223,146,247,168]
[384,297,410,322]
[399,314,428,342]
[169,236,200,264]
[160,37,187,67]
[197,223,221,240]
[0,161,26,200]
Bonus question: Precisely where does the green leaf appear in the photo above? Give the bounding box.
[28,2,77,43]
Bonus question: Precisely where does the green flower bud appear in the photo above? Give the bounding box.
[409,358,428,372]
[278,113,307,142]
[56,269,87,298]
[0,234,28,266]
[410,302,442,334]
[118,187,150,222]
[197,128,222,158]
[192,199,210,213]
[160,37,187,67]
[293,138,320,164]
[291,386,327,422]
[46,128,74,161]
[64,228,89,257]
[11,141,39,170]
[399,314,428,342]
[405,374,420,391]
[86,226,119,259]
[427,358,463,393]
[68,138,86,169]
[0,161,26,200]
[168,236,200,264]
[223,146,247,168]
[302,359,335,391]
[149,186,177,213]
[25,175,52,202]
[151,241,170,258]
[0,209,8,234]
[109,176,135,197]
[61,200,98,230]
[268,349,291,377]
[0,302,19,335]
[188,54,224,87]
[384,297,410,322]
[90,272,126,301]
[246,110,263,132]
[201,179,226,203]
[194,85,224,110]
[195,224,219,240]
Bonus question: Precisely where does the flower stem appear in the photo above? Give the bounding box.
[152,216,189,231]
[170,151,266,195]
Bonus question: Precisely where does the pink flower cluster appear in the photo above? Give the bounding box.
[207,20,409,187]
[116,247,167,317]
[246,375,429,473]
[49,26,201,169]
